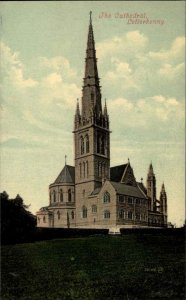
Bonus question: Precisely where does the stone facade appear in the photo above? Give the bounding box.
[36,14,168,230]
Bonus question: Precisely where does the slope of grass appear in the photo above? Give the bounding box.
[1,234,185,299]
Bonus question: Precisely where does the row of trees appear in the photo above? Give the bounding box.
[0,191,36,244]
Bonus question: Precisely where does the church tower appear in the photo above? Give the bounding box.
[74,13,110,226]
[159,183,167,225]
[146,163,157,211]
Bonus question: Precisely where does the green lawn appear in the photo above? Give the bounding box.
[1,234,185,300]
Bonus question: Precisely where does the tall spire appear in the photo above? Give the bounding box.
[82,12,102,119]
[161,182,166,194]
[104,98,108,115]
[146,162,157,211]
[148,162,154,174]
[76,98,80,115]
[160,182,167,220]
[89,10,92,24]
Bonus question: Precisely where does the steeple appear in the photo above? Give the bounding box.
[74,12,110,210]
[146,162,157,211]
[160,182,167,224]
[148,162,154,174]
[161,182,165,193]
[104,98,108,116]
[75,98,80,115]
[81,12,102,119]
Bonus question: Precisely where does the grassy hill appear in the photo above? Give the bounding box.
[1,233,185,299]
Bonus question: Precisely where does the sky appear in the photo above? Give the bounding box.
[0,1,185,226]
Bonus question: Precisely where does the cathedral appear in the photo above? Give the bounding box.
[36,13,168,231]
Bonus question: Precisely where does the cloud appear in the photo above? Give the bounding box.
[42,72,63,86]
[0,42,38,89]
[1,42,81,153]
[108,95,184,128]
[40,56,77,78]
[159,63,184,79]
[109,97,134,111]
[149,36,185,62]
[105,58,138,90]
[97,30,148,58]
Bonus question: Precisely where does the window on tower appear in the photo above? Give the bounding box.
[59,189,63,202]
[91,92,94,101]
[98,162,102,177]
[53,190,56,202]
[79,163,82,178]
[97,134,100,153]
[83,162,86,177]
[86,161,89,177]
[101,136,105,155]
[68,189,72,202]
[85,135,89,153]
[80,136,84,155]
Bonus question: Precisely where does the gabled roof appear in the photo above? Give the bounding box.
[110,164,128,182]
[54,165,75,184]
[137,182,147,196]
[110,181,148,199]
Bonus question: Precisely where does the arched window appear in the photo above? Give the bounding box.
[37,217,40,223]
[128,211,133,220]
[82,189,85,198]
[79,163,82,178]
[92,205,97,213]
[102,163,105,178]
[50,192,52,203]
[128,197,133,204]
[91,91,94,101]
[85,135,89,153]
[135,213,140,220]
[97,133,100,153]
[104,210,110,219]
[103,192,110,203]
[68,189,72,202]
[101,136,105,155]
[83,162,86,177]
[119,209,125,219]
[98,162,102,177]
[71,211,74,219]
[80,136,84,155]
[60,189,63,202]
[43,216,46,223]
[86,161,89,177]
[82,206,87,218]
[57,211,60,220]
[53,190,56,202]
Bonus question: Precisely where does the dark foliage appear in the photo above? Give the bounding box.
[35,227,109,241]
[0,191,36,244]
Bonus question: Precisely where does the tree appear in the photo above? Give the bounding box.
[0,191,36,244]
